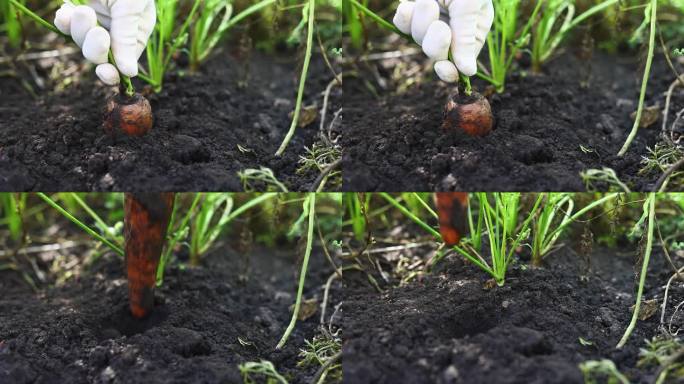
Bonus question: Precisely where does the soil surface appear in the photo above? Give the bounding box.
[0,245,341,383]
[343,50,684,191]
[343,244,679,384]
[0,49,341,192]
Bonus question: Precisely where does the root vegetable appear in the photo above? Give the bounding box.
[434,192,469,246]
[124,193,174,318]
[442,91,493,137]
[103,92,153,136]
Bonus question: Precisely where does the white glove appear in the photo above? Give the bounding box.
[393,0,494,82]
[54,0,156,85]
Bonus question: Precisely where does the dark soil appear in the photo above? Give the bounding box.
[343,245,679,384]
[0,246,341,383]
[0,50,341,192]
[343,51,684,191]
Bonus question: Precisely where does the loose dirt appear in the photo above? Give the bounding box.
[343,52,683,191]
[0,245,341,383]
[343,245,677,383]
[0,50,341,192]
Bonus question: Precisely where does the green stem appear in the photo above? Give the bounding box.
[616,192,656,348]
[225,193,276,223]
[618,0,657,157]
[161,0,203,71]
[565,0,619,31]
[122,76,135,96]
[348,0,411,41]
[275,0,315,156]
[220,0,276,34]
[544,193,620,243]
[137,73,157,86]
[9,0,66,37]
[70,193,118,242]
[413,193,438,219]
[156,193,202,286]
[379,193,441,239]
[37,193,124,257]
[276,193,316,349]
[462,76,472,96]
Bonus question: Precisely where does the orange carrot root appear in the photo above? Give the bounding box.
[434,192,469,246]
[124,193,174,318]
[442,92,493,137]
[104,93,153,137]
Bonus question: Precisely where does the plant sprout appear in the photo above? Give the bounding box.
[142,0,201,92]
[530,0,619,72]
[618,0,657,157]
[189,193,276,265]
[36,192,124,257]
[276,0,315,156]
[530,193,575,266]
[482,0,542,92]
[1,0,23,48]
[239,360,289,384]
[579,359,630,384]
[276,192,316,349]
[380,192,540,286]
[189,0,277,71]
[450,193,542,286]
[530,192,620,266]
[617,192,656,348]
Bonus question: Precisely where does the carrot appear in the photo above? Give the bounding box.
[104,93,153,136]
[124,193,174,318]
[434,192,469,246]
[442,91,493,137]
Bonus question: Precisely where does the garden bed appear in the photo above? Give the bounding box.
[343,50,683,191]
[0,244,340,383]
[343,245,677,383]
[0,49,341,192]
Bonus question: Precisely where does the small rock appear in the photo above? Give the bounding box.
[98,173,115,190]
[100,366,116,383]
[442,365,460,383]
[439,174,461,190]
[120,346,137,366]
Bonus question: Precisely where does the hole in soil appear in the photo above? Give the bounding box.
[516,147,554,165]
[98,304,168,339]
[444,306,498,339]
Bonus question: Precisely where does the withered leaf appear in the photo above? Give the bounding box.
[289,105,318,128]
[630,105,661,128]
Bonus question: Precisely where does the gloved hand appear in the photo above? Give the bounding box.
[54,0,156,86]
[393,0,494,83]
